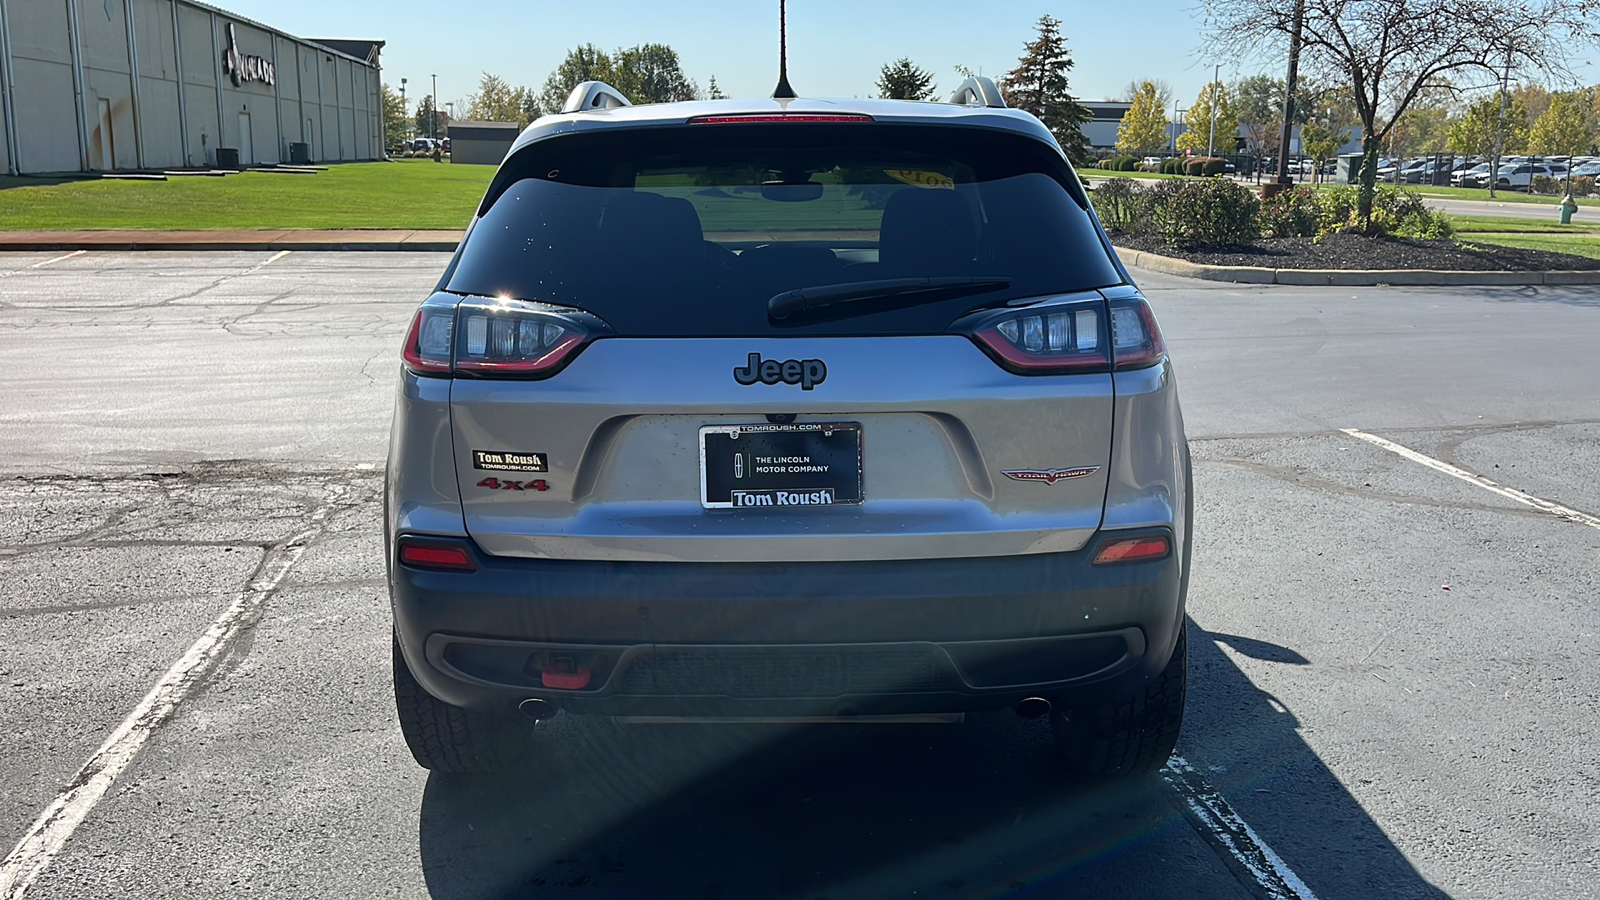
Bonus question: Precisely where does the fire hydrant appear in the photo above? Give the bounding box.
[1558,193,1578,225]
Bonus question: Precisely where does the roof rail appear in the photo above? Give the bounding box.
[562,81,633,114]
[949,76,1007,109]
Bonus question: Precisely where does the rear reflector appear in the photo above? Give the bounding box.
[397,540,476,572]
[688,113,874,125]
[1092,535,1171,565]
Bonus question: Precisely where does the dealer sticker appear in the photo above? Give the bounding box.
[472,450,547,473]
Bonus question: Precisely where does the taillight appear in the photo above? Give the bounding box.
[400,294,607,379]
[687,113,874,124]
[1109,296,1167,370]
[1092,534,1171,565]
[961,296,1111,373]
[397,538,477,572]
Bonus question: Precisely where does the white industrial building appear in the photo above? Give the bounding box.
[0,0,384,175]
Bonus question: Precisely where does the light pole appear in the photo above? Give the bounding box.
[1272,0,1306,193]
[431,73,438,140]
[1171,99,1182,155]
[399,78,407,140]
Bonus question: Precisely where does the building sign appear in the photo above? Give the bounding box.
[222,23,275,87]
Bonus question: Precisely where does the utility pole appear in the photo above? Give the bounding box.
[1273,0,1305,192]
[431,73,438,140]
[1171,98,1180,154]
[1207,64,1220,158]
[1488,47,1511,199]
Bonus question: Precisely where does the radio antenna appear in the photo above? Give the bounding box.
[772,0,797,99]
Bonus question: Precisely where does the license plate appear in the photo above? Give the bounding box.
[699,423,863,509]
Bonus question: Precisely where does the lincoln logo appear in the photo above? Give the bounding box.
[1003,467,1101,484]
[222,23,276,87]
[733,352,827,391]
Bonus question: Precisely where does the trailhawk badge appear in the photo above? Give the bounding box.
[1002,466,1101,485]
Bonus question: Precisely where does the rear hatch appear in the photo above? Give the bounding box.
[415,118,1146,562]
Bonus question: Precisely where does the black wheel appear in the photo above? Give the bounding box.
[1050,627,1187,777]
[392,636,526,772]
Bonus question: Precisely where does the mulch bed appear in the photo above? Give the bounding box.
[1111,232,1600,271]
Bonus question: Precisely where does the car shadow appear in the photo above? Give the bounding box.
[416,619,1452,899]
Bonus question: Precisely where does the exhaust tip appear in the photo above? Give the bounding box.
[1015,697,1051,719]
[519,698,557,721]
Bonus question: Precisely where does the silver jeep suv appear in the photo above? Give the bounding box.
[386,78,1192,775]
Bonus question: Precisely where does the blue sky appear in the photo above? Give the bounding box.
[228,0,1599,114]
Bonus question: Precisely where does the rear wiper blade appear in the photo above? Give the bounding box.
[768,276,1013,321]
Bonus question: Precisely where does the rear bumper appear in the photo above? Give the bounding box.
[390,531,1184,717]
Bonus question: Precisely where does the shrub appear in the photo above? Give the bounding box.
[1531,174,1561,195]
[1114,156,1139,172]
[1161,158,1183,175]
[1092,177,1144,233]
[1571,176,1595,197]
[1259,188,1322,238]
[1158,178,1260,247]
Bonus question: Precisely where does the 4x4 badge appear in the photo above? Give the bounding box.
[1003,467,1100,485]
[733,352,827,391]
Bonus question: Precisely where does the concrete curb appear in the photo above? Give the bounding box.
[0,230,463,252]
[1114,245,1600,286]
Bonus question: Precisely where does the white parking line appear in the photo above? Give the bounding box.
[1163,755,1320,900]
[1341,428,1600,531]
[0,485,345,900]
[0,250,86,278]
[244,249,291,274]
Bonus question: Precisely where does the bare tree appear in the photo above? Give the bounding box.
[1200,0,1600,225]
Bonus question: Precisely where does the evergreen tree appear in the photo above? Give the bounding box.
[1528,89,1595,156]
[877,58,938,101]
[707,75,728,100]
[999,15,1094,165]
[1175,81,1238,155]
[1115,81,1168,153]
[414,94,443,139]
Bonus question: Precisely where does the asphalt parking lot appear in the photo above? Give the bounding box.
[1,251,1596,899]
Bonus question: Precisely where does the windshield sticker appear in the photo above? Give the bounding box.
[885,169,955,190]
[472,450,548,472]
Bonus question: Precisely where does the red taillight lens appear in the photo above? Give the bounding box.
[688,113,874,125]
[1092,535,1171,565]
[401,307,454,375]
[400,295,603,379]
[1109,297,1167,370]
[965,298,1112,373]
[397,539,477,572]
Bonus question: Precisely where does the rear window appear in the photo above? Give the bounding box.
[446,123,1122,337]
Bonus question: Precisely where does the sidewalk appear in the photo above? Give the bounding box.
[0,230,464,252]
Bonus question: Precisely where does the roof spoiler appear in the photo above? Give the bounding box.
[949,76,1007,109]
[562,81,633,114]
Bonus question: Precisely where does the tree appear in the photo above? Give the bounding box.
[877,58,938,101]
[464,72,541,127]
[538,44,615,115]
[1201,0,1600,226]
[1115,81,1169,153]
[1528,88,1595,156]
[1176,81,1239,155]
[414,94,446,138]
[707,75,727,100]
[999,15,1094,165]
[1300,120,1348,181]
[1233,74,1286,155]
[612,43,699,104]
[1511,82,1553,124]
[1120,78,1174,111]
[382,83,409,150]
[1448,95,1530,158]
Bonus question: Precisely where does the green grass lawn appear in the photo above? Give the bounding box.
[1410,183,1599,207]
[0,159,493,231]
[1459,232,1600,261]
[1447,215,1600,234]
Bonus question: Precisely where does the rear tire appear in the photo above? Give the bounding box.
[392,636,525,772]
[1051,627,1187,777]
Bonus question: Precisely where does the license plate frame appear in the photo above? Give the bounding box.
[698,423,863,510]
